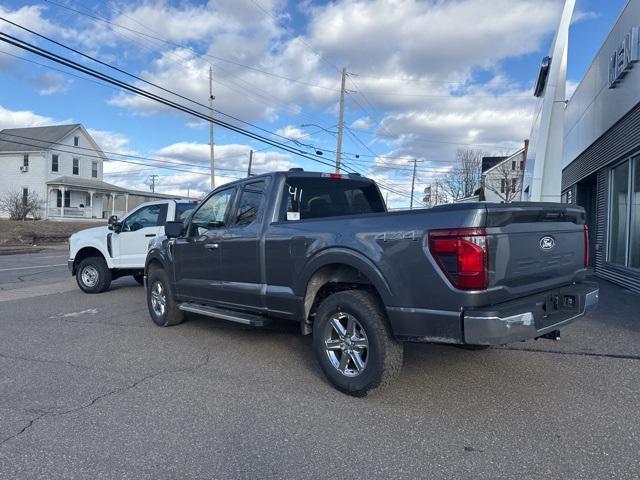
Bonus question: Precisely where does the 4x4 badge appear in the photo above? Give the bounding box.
[540,236,555,251]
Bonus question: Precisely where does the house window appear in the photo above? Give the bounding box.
[500,178,506,193]
[64,190,70,208]
[22,188,28,206]
[511,161,516,171]
[520,160,524,170]
[511,178,517,193]
[23,154,29,167]
[73,158,79,175]
[56,190,62,207]
[74,136,79,146]
[52,154,59,172]
[92,161,98,178]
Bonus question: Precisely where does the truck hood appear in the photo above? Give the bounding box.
[70,225,110,242]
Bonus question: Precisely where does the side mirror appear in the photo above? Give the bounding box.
[164,221,184,238]
[107,215,118,231]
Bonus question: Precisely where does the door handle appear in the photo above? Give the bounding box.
[145,234,156,237]
[204,243,220,250]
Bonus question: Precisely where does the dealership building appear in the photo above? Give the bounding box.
[562,0,640,292]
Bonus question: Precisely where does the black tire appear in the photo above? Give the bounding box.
[146,268,184,327]
[76,256,112,293]
[133,273,144,286]
[312,290,403,397]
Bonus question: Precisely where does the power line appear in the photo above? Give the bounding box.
[0,17,331,151]
[3,131,423,204]
[0,31,344,173]
[0,131,248,174]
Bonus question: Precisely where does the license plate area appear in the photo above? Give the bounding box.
[537,292,580,329]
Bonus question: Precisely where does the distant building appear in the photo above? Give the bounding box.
[0,124,180,220]
[481,144,527,203]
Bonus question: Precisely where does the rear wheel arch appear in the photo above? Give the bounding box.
[300,256,393,335]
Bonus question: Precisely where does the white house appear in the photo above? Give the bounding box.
[481,145,527,203]
[0,124,180,220]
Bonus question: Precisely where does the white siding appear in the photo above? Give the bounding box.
[45,128,104,181]
[0,152,48,218]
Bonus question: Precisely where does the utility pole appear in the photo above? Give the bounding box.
[247,149,253,177]
[409,159,423,209]
[149,174,159,193]
[209,66,215,189]
[335,67,347,173]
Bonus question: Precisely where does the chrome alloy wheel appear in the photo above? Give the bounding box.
[150,281,167,317]
[81,265,99,288]
[323,312,369,377]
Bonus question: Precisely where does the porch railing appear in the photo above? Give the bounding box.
[48,207,93,218]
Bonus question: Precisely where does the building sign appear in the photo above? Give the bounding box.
[609,26,639,88]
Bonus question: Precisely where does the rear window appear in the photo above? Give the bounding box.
[284,177,385,221]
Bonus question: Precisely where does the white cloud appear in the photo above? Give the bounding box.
[350,117,373,130]
[572,9,600,24]
[31,72,71,96]
[87,128,137,155]
[305,0,561,78]
[154,141,295,174]
[275,125,307,140]
[0,105,56,130]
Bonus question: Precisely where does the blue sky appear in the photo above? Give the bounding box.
[0,0,630,205]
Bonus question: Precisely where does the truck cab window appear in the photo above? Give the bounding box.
[234,181,265,227]
[175,202,197,221]
[284,177,385,220]
[190,188,234,234]
[121,204,167,232]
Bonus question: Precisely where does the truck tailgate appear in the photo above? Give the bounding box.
[485,203,587,296]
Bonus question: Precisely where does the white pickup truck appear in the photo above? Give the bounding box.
[68,199,197,293]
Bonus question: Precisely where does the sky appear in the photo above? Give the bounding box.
[0,0,630,206]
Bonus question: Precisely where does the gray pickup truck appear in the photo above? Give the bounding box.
[144,170,598,396]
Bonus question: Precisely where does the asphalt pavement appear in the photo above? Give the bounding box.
[0,247,70,292]
[0,251,638,479]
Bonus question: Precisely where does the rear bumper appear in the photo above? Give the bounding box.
[463,282,599,345]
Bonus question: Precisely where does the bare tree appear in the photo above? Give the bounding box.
[0,190,43,220]
[438,148,486,202]
[438,174,466,202]
[483,159,523,203]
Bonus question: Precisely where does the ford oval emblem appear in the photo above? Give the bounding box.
[540,236,555,251]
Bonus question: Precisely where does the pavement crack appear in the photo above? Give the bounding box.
[0,349,212,449]
[0,413,47,448]
[496,346,640,361]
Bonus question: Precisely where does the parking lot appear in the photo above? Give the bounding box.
[0,250,639,479]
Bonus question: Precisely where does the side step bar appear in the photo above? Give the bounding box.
[178,302,271,327]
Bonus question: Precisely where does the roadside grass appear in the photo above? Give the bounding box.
[0,219,105,245]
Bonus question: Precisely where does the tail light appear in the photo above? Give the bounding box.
[428,228,489,290]
[584,224,589,268]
